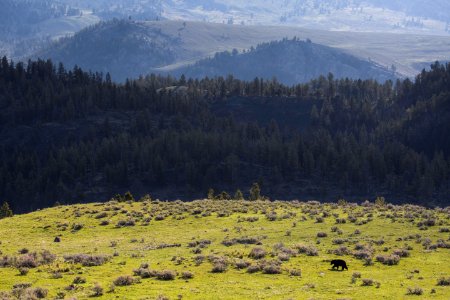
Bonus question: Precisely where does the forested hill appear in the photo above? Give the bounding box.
[172,39,396,85]
[34,19,179,82]
[0,57,449,212]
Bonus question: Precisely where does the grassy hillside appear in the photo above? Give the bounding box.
[0,198,449,299]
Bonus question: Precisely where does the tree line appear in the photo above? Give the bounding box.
[0,57,449,212]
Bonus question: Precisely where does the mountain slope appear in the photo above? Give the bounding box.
[172,39,395,84]
[35,19,179,80]
[35,20,450,81]
[0,0,100,59]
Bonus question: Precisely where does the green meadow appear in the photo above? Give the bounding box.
[0,199,449,299]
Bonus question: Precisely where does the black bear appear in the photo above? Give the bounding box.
[330,259,348,270]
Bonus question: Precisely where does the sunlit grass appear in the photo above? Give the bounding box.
[0,199,449,299]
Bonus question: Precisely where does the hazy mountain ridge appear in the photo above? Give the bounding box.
[162,0,450,35]
[35,20,450,82]
[2,0,450,61]
[172,38,396,84]
[36,20,180,81]
[0,0,100,59]
[58,0,162,20]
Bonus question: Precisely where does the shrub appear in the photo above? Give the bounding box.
[294,244,318,256]
[63,254,110,266]
[211,261,228,273]
[278,252,291,261]
[181,271,194,279]
[73,276,86,284]
[71,223,84,231]
[40,250,56,264]
[192,247,202,254]
[363,257,373,266]
[16,253,38,268]
[156,270,176,280]
[423,219,436,226]
[333,246,350,256]
[265,212,277,221]
[247,265,261,273]
[436,240,450,249]
[353,250,373,260]
[241,216,259,222]
[95,212,108,219]
[332,238,347,245]
[91,283,103,297]
[361,278,374,286]
[221,239,236,247]
[262,262,282,274]
[30,287,48,299]
[376,254,400,266]
[116,219,135,227]
[154,214,165,221]
[113,275,136,286]
[0,255,15,267]
[437,277,450,286]
[234,259,251,269]
[289,269,302,276]
[317,232,327,238]
[188,240,212,248]
[18,248,29,254]
[12,283,32,289]
[406,287,423,295]
[236,236,262,245]
[249,247,266,259]
[194,255,205,266]
[13,286,48,299]
[18,267,29,276]
[134,267,155,279]
[374,239,385,245]
[393,249,410,257]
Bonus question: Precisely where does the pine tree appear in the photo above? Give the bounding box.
[124,191,135,202]
[207,188,215,200]
[249,183,261,201]
[218,191,231,200]
[0,201,13,219]
[234,189,244,200]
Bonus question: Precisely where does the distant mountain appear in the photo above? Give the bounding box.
[35,20,450,81]
[11,0,447,36]
[172,38,395,84]
[58,0,162,20]
[0,0,100,58]
[35,19,179,81]
[161,0,450,36]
